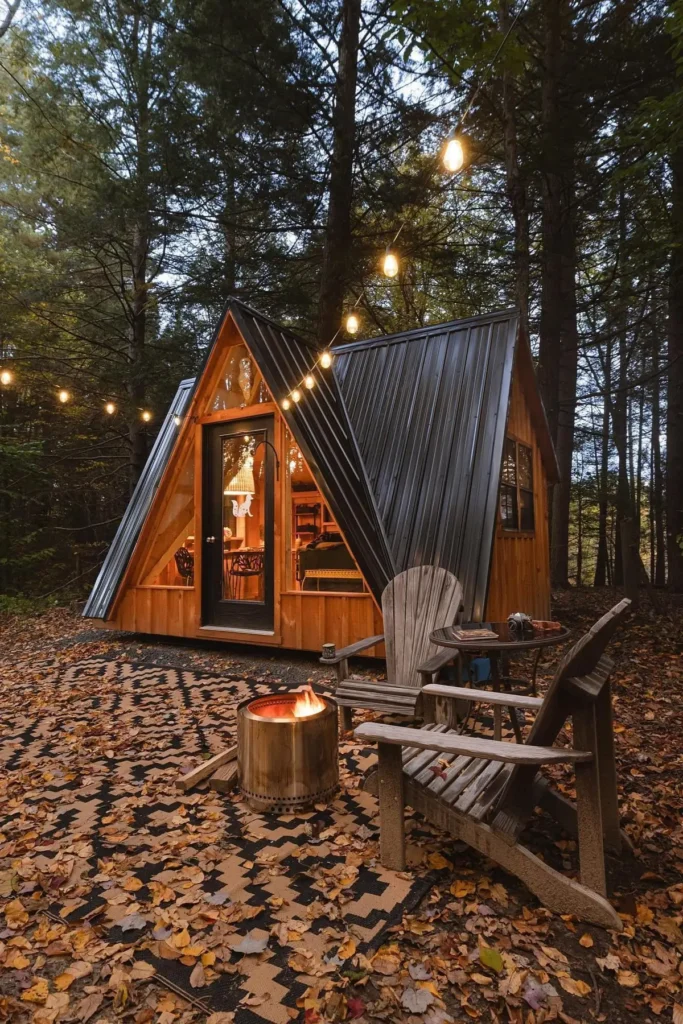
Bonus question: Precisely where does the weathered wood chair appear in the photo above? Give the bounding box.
[321,565,464,728]
[355,599,632,930]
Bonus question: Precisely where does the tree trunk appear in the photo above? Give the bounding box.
[651,340,666,586]
[127,14,151,493]
[537,0,578,587]
[667,146,683,590]
[499,0,529,333]
[594,363,611,586]
[611,185,640,605]
[317,0,361,348]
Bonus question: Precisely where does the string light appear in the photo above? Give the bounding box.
[105,402,116,415]
[1,369,13,386]
[58,389,70,404]
[291,389,302,404]
[319,351,333,368]
[345,313,360,334]
[382,250,399,278]
[141,410,152,422]
[443,137,465,173]
[304,374,315,390]
[281,397,291,410]
[173,415,181,426]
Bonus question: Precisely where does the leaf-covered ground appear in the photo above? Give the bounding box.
[1,590,682,1024]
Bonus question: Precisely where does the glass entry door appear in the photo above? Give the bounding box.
[202,416,275,630]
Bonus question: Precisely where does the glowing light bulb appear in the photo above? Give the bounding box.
[58,389,70,404]
[0,369,13,386]
[173,415,181,426]
[291,389,302,403]
[304,374,315,390]
[105,402,116,415]
[282,397,291,410]
[141,410,152,422]
[289,459,297,474]
[345,313,360,334]
[319,351,333,369]
[383,250,399,278]
[443,137,464,173]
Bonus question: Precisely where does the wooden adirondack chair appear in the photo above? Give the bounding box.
[321,566,464,727]
[355,599,632,930]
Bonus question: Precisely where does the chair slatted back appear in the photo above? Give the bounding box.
[492,599,631,839]
[383,566,463,689]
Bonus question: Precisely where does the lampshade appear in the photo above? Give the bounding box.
[224,457,255,495]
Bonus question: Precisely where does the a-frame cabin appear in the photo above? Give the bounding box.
[84,300,559,656]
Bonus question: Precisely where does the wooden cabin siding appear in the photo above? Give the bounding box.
[113,585,383,655]
[486,370,551,621]
[116,586,196,637]
[280,592,383,655]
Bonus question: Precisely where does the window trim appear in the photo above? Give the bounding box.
[500,436,536,535]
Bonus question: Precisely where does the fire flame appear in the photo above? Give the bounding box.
[292,685,326,719]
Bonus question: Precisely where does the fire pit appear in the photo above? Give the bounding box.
[237,687,339,812]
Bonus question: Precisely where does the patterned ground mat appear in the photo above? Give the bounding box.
[1,657,435,1023]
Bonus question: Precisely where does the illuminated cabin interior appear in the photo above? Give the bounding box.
[84,300,558,655]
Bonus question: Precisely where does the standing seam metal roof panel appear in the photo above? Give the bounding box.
[333,310,519,620]
[82,377,196,619]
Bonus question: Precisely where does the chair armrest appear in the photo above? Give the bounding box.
[353,722,591,766]
[319,634,384,666]
[422,683,543,711]
[416,648,458,675]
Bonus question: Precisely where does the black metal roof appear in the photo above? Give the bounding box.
[333,310,520,620]
[82,378,196,619]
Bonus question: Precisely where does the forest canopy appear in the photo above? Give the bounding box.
[0,0,680,603]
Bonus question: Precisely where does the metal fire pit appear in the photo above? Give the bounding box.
[237,692,339,812]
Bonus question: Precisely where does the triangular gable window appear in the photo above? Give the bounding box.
[210,343,270,411]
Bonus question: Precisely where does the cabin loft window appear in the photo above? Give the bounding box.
[500,438,535,533]
[285,431,366,594]
[210,344,269,411]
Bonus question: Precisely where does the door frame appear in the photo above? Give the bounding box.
[200,410,278,633]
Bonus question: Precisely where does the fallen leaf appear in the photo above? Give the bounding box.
[372,952,401,975]
[450,880,475,898]
[233,932,269,956]
[189,961,206,988]
[479,946,503,973]
[673,1004,683,1024]
[617,970,640,988]
[579,933,594,947]
[76,993,102,1022]
[130,961,156,980]
[337,936,357,960]
[5,899,29,928]
[119,913,148,932]
[428,852,451,870]
[401,987,434,1012]
[559,977,591,997]
[636,904,655,926]
[347,997,366,1019]
[21,979,49,1004]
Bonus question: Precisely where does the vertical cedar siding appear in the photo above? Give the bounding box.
[486,367,552,620]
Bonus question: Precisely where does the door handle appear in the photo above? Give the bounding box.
[205,536,216,543]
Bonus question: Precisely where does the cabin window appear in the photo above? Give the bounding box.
[500,438,534,532]
[210,344,269,411]
[284,430,366,594]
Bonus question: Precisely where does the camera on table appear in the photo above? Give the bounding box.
[507,612,534,638]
